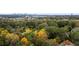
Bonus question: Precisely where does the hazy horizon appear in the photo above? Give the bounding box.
[0,13,79,15]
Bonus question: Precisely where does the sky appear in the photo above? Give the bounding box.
[0,0,79,14]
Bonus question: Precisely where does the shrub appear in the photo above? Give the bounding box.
[45,26,59,39]
[58,26,70,40]
[47,38,60,46]
[70,28,79,45]
[57,21,69,27]
[47,20,58,26]
[68,21,76,28]
[38,23,48,29]
[21,37,30,46]
[5,33,20,45]
[31,38,49,46]
[37,29,48,40]
[26,21,36,28]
